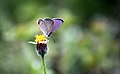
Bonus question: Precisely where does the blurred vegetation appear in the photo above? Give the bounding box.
[0,0,120,74]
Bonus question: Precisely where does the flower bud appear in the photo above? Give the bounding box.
[36,43,48,56]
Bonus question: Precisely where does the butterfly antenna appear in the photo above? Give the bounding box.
[51,37,55,43]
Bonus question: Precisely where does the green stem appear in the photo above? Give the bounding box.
[41,55,47,74]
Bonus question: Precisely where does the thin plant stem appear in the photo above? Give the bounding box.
[41,55,47,74]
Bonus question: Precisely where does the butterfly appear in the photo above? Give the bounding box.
[37,18,64,38]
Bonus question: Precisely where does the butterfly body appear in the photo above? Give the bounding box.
[37,18,64,38]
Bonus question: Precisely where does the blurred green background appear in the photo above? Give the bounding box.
[0,0,120,74]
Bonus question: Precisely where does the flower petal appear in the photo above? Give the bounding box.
[28,41,37,44]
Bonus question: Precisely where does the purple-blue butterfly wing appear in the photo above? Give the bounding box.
[37,18,54,37]
[52,18,64,32]
[44,18,54,37]
[37,19,47,36]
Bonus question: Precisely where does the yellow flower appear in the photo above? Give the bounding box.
[35,34,47,43]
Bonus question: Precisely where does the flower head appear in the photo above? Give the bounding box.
[29,34,48,56]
